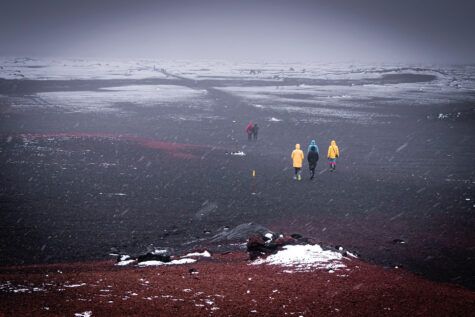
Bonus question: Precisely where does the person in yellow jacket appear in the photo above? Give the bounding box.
[327,140,340,171]
[291,143,304,180]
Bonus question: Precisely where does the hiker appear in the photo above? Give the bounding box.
[246,121,254,141]
[327,140,340,171]
[307,145,319,180]
[291,143,304,180]
[307,139,319,155]
[252,123,259,140]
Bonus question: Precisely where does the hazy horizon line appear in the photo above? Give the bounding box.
[1,54,474,66]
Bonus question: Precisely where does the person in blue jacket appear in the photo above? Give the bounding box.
[307,140,319,155]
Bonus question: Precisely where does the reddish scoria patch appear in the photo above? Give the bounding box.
[0,252,474,316]
[19,132,209,159]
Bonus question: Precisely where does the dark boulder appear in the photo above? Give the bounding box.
[136,252,171,263]
[247,234,279,260]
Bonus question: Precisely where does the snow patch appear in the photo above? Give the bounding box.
[116,260,135,266]
[251,244,345,272]
[228,151,246,156]
[64,283,86,288]
[138,258,196,267]
[346,251,358,258]
[184,251,211,258]
[151,249,168,255]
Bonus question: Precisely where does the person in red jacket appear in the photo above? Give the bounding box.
[245,121,254,141]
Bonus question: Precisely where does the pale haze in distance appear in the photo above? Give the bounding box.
[1,0,475,63]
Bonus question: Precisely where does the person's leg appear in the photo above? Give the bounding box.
[294,167,298,179]
[310,168,315,179]
[297,168,302,180]
[329,159,336,171]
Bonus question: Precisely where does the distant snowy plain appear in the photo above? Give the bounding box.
[1,57,474,124]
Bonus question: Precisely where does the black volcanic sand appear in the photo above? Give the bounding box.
[0,73,474,290]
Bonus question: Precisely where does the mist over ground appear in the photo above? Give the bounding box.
[1,0,475,63]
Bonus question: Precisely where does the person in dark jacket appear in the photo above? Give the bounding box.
[252,123,259,140]
[307,145,319,180]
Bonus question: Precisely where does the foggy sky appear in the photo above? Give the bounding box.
[1,0,474,63]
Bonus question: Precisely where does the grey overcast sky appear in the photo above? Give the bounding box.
[1,0,474,63]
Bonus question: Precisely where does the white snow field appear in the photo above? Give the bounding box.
[0,57,169,80]
[2,57,475,89]
[3,85,210,115]
[1,58,474,124]
[39,85,208,112]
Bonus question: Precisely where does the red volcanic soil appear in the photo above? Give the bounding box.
[0,252,474,317]
[20,132,208,159]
